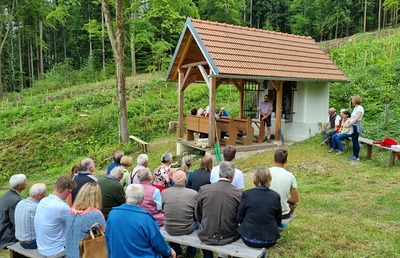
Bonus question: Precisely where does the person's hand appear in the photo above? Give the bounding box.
[170,248,176,258]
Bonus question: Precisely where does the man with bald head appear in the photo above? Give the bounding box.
[162,170,198,257]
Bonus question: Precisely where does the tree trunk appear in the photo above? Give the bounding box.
[363,0,367,33]
[102,0,129,143]
[378,0,382,30]
[19,29,24,90]
[30,42,34,88]
[102,6,106,76]
[39,19,44,79]
[130,0,137,77]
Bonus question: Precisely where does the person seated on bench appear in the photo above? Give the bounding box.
[0,174,27,249]
[188,155,213,192]
[152,153,175,190]
[138,168,164,226]
[65,182,105,258]
[269,149,299,219]
[128,154,149,185]
[328,110,351,155]
[107,150,124,175]
[15,183,47,249]
[237,168,281,251]
[162,171,198,257]
[210,145,244,190]
[34,176,76,257]
[219,107,229,117]
[320,107,341,148]
[195,161,242,258]
[106,184,176,258]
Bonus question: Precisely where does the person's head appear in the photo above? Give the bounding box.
[341,110,351,119]
[137,154,149,167]
[161,153,173,165]
[264,95,269,102]
[172,170,186,186]
[81,158,95,174]
[180,155,193,174]
[223,145,237,162]
[73,182,102,211]
[125,184,144,205]
[274,149,288,165]
[137,168,152,182]
[191,108,198,115]
[113,151,124,163]
[328,107,336,115]
[29,183,46,201]
[200,155,213,171]
[110,166,125,182]
[54,176,76,199]
[121,155,133,168]
[9,174,27,192]
[352,95,362,105]
[197,108,204,116]
[253,168,272,188]
[69,163,81,178]
[219,161,235,181]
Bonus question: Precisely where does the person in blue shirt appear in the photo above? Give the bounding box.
[106,184,176,258]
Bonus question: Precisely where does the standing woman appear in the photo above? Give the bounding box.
[237,168,281,251]
[348,95,364,161]
[65,182,105,258]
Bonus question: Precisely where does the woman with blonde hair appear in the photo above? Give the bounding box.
[348,95,364,161]
[119,155,133,188]
[237,168,281,250]
[65,182,105,258]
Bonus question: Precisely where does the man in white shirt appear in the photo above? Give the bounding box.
[210,145,244,190]
[34,177,76,257]
[269,149,299,218]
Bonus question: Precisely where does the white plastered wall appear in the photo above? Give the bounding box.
[253,81,329,142]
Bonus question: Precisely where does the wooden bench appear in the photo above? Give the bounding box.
[216,117,254,146]
[186,115,209,141]
[160,228,266,258]
[129,135,148,152]
[7,242,46,258]
[160,214,296,258]
[359,137,400,167]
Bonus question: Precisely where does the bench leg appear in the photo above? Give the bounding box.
[366,145,372,159]
[9,250,27,258]
[389,152,395,167]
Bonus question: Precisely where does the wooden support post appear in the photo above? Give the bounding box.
[270,80,283,141]
[178,70,184,138]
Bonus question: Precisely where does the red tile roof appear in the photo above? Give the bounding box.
[166,18,348,82]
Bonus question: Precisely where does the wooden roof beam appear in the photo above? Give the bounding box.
[182,61,208,69]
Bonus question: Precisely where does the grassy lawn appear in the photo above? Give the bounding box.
[1,135,399,257]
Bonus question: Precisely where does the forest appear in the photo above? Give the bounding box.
[0,0,399,95]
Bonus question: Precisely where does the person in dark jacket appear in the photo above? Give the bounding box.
[195,161,242,258]
[0,174,27,249]
[237,167,282,250]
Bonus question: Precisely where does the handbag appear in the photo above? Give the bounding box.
[79,224,108,258]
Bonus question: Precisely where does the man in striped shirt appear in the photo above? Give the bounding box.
[15,183,47,249]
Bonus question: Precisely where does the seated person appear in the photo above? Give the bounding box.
[138,168,164,226]
[237,168,281,250]
[320,108,340,147]
[15,183,47,249]
[328,110,351,154]
[219,107,228,117]
[269,149,299,219]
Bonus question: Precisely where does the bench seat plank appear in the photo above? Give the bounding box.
[7,243,46,258]
[359,137,400,166]
[129,135,148,152]
[160,228,265,258]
